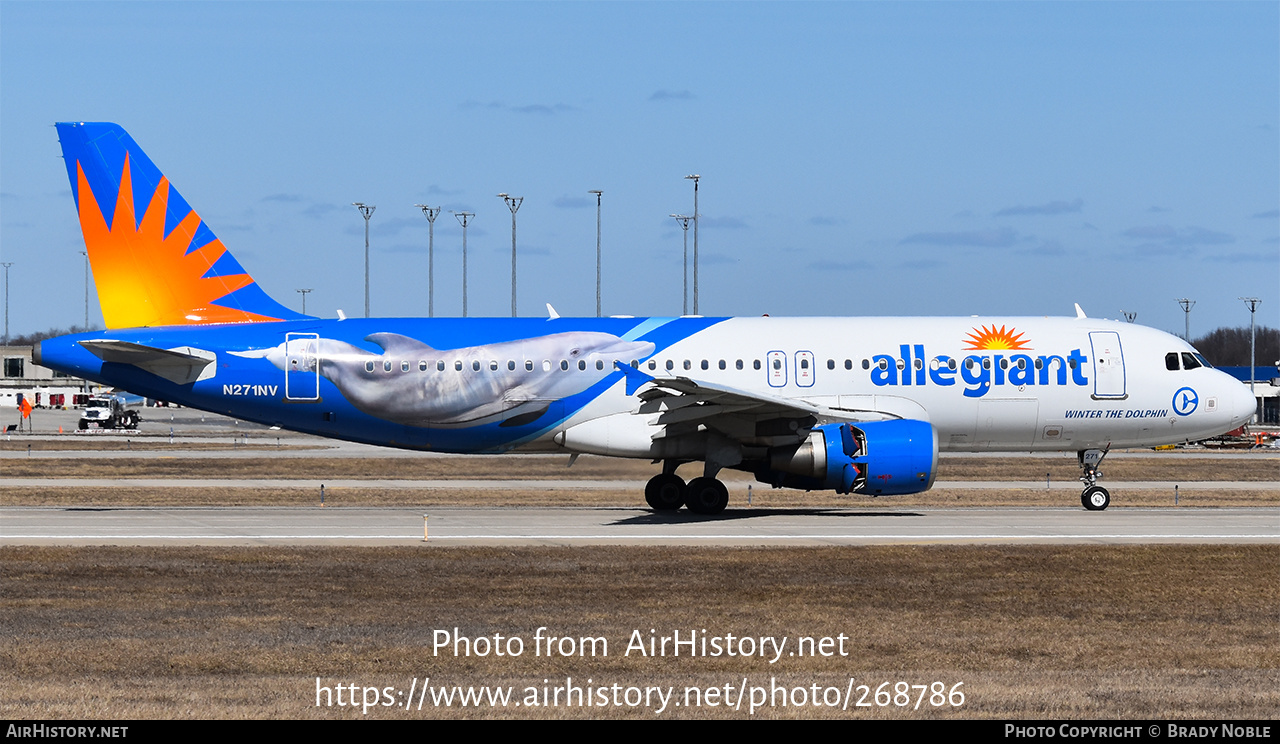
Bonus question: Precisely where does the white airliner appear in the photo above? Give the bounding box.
[34,123,1258,513]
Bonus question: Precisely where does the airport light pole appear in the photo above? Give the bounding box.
[296,288,312,315]
[1,262,11,346]
[1176,298,1195,341]
[670,214,692,315]
[453,211,474,317]
[353,203,375,317]
[1240,297,1261,396]
[415,205,442,317]
[589,190,602,317]
[499,194,522,317]
[685,175,700,314]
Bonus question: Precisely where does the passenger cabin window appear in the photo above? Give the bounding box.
[753,360,761,370]
[365,361,375,373]
[455,361,463,371]
[438,361,446,371]
[596,360,604,370]
[383,361,393,372]
[578,360,586,371]
[701,360,709,370]
[718,360,726,370]
[560,360,569,371]
[508,361,516,371]
[526,360,534,371]
[419,361,428,372]
[401,361,410,372]
[648,360,657,370]
[736,360,743,370]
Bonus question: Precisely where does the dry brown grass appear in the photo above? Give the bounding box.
[2,545,1275,719]
[2,452,1276,481]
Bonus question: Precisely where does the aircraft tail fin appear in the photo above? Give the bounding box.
[55,122,306,329]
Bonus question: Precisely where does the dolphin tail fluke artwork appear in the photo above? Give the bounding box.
[55,122,307,329]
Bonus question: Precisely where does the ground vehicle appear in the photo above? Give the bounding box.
[78,394,140,430]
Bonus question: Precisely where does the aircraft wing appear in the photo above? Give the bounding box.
[616,364,924,449]
[79,340,217,385]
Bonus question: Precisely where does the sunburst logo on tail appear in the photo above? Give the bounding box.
[962,324,1031,350]
[74,154,279,329]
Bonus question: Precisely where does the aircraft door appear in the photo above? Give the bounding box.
[767,351,787,387]
[1089,331,1126,400]
[795,351,815,387]
[285,332,320,401]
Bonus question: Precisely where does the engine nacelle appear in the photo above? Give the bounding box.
[758,419,938,495]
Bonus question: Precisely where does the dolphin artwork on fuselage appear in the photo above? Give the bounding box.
[233,331,656,427]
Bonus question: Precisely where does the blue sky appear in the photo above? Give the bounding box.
[1,1,1276,339]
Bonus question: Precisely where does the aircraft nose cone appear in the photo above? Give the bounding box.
[1229,381,1258,425]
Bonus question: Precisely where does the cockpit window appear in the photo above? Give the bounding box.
[1181,352,1201,371]
[1166,353,1180,371]
[1193,353,1212,369]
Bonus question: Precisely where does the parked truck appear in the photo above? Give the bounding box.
[78,394,141,430]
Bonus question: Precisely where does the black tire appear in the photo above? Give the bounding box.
[644,473,686,511]
[125,412,139,429]
[1081,485,1110,511]
[685,477,729,515]
[77,420,87,430]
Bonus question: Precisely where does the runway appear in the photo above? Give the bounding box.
[3,505,1276,546]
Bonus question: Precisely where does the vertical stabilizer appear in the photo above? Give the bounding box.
[56,122,305,329]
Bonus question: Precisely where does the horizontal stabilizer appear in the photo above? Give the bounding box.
[79,339,216,385]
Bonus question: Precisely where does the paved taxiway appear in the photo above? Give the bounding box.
[3,505,1276,546]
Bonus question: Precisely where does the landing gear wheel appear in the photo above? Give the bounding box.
[1082,486,1110,511]
[644,473,686,511]
[685,477,729,515]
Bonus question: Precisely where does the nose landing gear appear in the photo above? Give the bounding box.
[1078,445,1112,511]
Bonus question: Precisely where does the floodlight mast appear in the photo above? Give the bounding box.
[296,288,312,315]
[499,194,523,317]
[1240,297,1261,398]
[685,175,700,314]
[1176,298,1195,341]
[670,214,692,315]
[353,203,376,317]
[415,205,442,317]
[589,190,602,317]
[453,211,474,317]
[1,262,11,346]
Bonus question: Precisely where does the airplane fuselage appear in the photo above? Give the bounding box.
[36,314,1255,459]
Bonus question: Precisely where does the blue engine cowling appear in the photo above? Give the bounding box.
[756,419,938,495]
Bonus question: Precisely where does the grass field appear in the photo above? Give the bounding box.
[3,544,1276,719]
[3,447,1276,719]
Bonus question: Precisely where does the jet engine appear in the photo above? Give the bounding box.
[756,419,938,495]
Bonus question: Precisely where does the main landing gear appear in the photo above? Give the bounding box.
[1077,446,1112,511]
[644,466,730,515]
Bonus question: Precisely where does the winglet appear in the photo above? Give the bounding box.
[614,360,654,396]
[546,303,560,320]
[1074,303,1087,319]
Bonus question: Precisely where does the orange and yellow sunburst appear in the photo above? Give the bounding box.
[76,154,278,329]
[962,324,1032,351]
